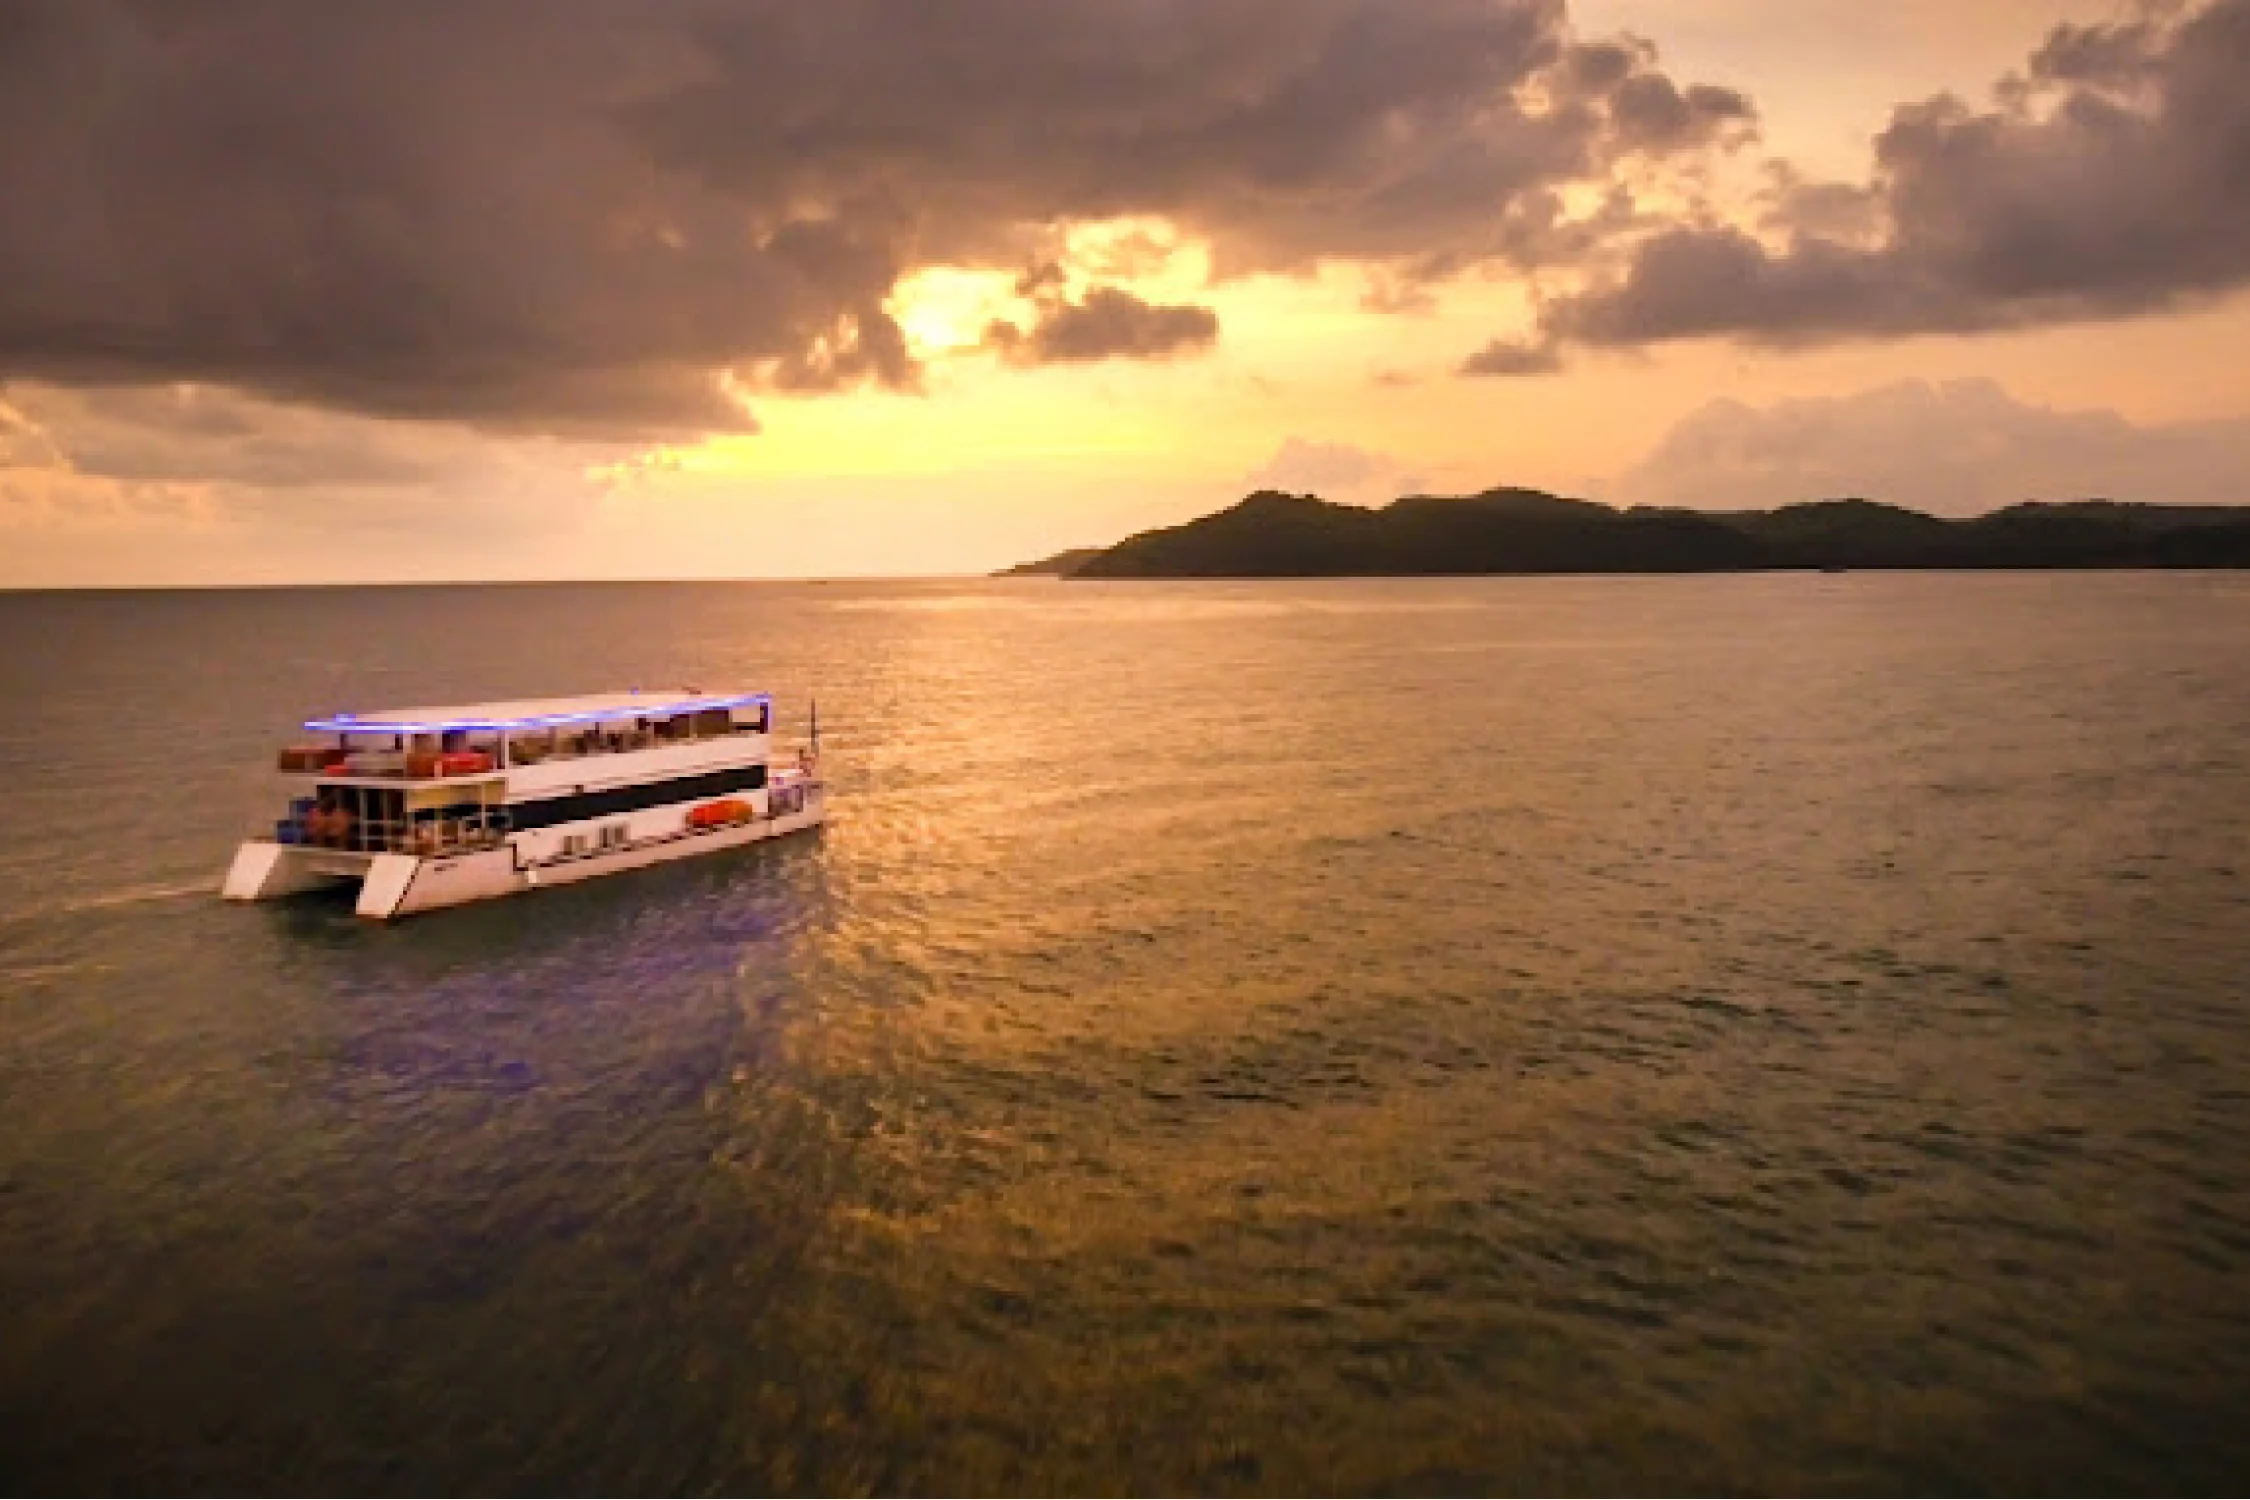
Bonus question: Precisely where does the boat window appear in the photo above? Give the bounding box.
[509,764,767,831]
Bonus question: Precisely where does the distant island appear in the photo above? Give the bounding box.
[999,490,2250,578]
[996,546,1106,577]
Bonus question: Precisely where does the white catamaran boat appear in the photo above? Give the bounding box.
[223,688,825,920]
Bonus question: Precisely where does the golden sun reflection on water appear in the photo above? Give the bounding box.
[7,576,2250,1492]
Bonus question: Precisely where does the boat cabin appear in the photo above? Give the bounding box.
[287,781,509,856]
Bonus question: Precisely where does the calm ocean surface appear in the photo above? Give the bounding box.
[2,573,2248,1494]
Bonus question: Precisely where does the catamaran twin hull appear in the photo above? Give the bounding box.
[223,688,825,920]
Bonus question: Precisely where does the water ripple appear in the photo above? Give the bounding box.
[2,574,2248,1492]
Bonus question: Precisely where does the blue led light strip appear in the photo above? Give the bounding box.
[304,693,772,735]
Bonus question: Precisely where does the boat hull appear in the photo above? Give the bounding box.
[224,788,826,920]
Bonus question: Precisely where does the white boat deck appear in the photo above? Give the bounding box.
[307,688,769,733]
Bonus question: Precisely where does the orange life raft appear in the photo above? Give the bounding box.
[685,799,754,829]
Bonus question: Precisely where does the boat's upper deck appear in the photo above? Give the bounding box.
[280,687,773,779]
[307,689,769,734]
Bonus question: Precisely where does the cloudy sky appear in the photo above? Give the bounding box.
[3,0,2247,584]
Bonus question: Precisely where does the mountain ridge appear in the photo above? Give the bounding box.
[995,546,1105,577]
[1014,490,2250,577]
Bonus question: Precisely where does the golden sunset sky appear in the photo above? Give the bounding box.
[2,0,2246,584]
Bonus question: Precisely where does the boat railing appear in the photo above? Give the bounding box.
[276,719,768,778]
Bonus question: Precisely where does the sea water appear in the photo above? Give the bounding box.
[2,573,2247,1492]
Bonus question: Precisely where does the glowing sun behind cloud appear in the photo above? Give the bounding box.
[888,267,1020,358]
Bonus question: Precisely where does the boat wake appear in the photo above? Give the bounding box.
[3,879,211,927]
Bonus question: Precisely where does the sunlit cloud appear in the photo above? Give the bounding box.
[2,2,2246,584]
[888,267,1024,358]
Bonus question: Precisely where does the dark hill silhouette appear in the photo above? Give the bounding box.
[1704,499,1954,568]
[1055,490,2250,578]
[995,546,1104,577]
[1381,492,1760,574]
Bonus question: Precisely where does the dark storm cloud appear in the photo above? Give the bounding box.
[0,0,837,437]
[624,0,1606,271]
[1607,76,1756,154]
[1521,0,2250,357]
[986,288,1220,365]
[2019,13,2170,91]
[0,380,622,539]
[4,384,458,489]
[0,0,1746,437]
[1551,37,1755,155]
[1458,337,1563,375]
[1753,165,1882,241]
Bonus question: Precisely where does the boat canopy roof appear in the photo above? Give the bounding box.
[305,688,770,735]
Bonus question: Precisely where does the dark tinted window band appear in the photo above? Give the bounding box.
[507,764,767,831]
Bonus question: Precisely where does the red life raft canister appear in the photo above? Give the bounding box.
[685,798,753,829]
